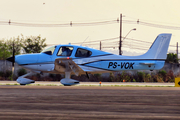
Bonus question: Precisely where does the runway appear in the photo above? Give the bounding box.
[0,85,179,120]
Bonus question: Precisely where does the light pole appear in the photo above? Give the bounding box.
[120,28,136,55]
[122,28,136,40]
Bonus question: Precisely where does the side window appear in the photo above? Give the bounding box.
[57,46,73,56]
[75,48,92,57]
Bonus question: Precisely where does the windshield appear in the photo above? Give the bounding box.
[41,46,56,54]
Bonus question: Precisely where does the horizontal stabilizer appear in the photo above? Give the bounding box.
[139,62,155,65]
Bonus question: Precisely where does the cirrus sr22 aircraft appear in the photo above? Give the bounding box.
[7,33,171,86]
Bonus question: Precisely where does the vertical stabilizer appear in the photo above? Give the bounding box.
[140,33,172,59]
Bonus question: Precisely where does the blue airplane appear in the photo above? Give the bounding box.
[6,33,172,86]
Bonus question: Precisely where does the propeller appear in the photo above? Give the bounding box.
[6,41,15,79]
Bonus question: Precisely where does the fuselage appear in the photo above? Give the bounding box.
[15,44,165,74]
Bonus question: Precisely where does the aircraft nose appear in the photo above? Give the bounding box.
[6,56,15,62]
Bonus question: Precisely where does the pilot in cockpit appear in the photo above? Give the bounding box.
[61,47,70,56]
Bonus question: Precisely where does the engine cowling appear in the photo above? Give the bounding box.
[60,78,79,86]
[17,77,35,85]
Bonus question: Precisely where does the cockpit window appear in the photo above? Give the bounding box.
[41,46,56,55]
[57,46,73,56]
[75,48,92,57]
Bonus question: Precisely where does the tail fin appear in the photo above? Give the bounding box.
[140,33,172,60]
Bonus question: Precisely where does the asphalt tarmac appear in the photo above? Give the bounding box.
[0,85,179,120]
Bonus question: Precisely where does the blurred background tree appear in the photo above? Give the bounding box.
[22,35,47,53]
[6,36,23,55]
[166,53,178,63]
[0,35,47,60]
[0,40,11,60]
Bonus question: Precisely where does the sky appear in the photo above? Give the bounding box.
[0,0,180,55]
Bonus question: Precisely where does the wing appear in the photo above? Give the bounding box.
[54,57,84,76]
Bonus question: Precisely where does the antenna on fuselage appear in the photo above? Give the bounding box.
[80,36,89,46]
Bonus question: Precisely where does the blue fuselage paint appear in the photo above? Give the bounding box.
[83,60,164,71]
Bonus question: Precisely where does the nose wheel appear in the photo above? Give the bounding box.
[17,72,35,85]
